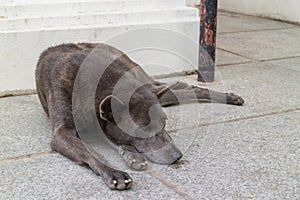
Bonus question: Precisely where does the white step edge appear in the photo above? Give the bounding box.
[0,0,200,92]
[0,0,186,18]
[0,8,198,30]
[0,19,200,92]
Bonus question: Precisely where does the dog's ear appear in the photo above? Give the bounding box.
[99,95,125,121]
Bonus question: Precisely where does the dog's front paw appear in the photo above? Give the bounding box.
[226,93,244,106]
[119,145,148,171]
[102,169,133,190]
[123,153,148,171]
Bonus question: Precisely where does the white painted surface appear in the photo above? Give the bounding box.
[219,0,300,24]
[187,0,300,24]
[0,0,199,92]
[186,0,200,6]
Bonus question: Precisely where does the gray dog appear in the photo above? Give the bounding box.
[35,43,244,190]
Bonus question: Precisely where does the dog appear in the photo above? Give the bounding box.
[35,43,244,190]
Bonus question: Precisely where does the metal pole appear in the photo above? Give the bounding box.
[198,0,218,82]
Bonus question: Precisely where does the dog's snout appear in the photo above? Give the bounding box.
[141,142,183,165]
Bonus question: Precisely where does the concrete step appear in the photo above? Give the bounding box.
[0,8,197,31]
[0,0,186,18]
[0,0,199,92]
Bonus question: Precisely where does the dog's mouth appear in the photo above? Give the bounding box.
[143,143,182,165]
[128,128,183,165]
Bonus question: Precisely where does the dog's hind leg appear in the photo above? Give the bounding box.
[155,82,244,107]
[48,92,132,190]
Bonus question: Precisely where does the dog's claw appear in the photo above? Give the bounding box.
[118,145,148,171]
[124,179,131,184]
[105,170,132,190]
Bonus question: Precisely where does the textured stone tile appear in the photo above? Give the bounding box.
[155,111,300,199]
[0,95,51,159]
[0,154,182,200]
[218,28,300,61]
[264,56,300,72]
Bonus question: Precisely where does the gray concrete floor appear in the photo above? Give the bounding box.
[1,11,300,200]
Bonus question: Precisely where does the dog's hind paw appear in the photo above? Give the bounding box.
[226,93,245,106]
[119,145,148,171]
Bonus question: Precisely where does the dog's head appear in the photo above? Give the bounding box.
[99,86,182,165]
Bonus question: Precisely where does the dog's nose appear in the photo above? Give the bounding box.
[171,152,183,164]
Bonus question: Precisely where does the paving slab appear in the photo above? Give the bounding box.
[0,95,51,159]
[218,11,297,34]
[264,56,300,72]
[218,28,300,61]
[0,154,182,200]
[155,110,300,199]
[216,49,251,66]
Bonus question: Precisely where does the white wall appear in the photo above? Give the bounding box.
[219,0,300,24]
[186,0,200,6]
[186,0,300,24]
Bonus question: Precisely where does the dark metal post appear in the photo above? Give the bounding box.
[198,0,218,82]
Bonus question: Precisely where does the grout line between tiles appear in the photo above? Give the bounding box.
[218,27,300,35]
[218,9,300,27]
[217,47,255,61]
[217,61,253,67]
[0,151,58,164]
[147,169,196,200]
[168,107,300,134]
[260,55,300,62]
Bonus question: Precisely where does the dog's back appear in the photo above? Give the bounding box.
[36,43,142,114]
[35,42,155,129]
[35,43,95,114]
